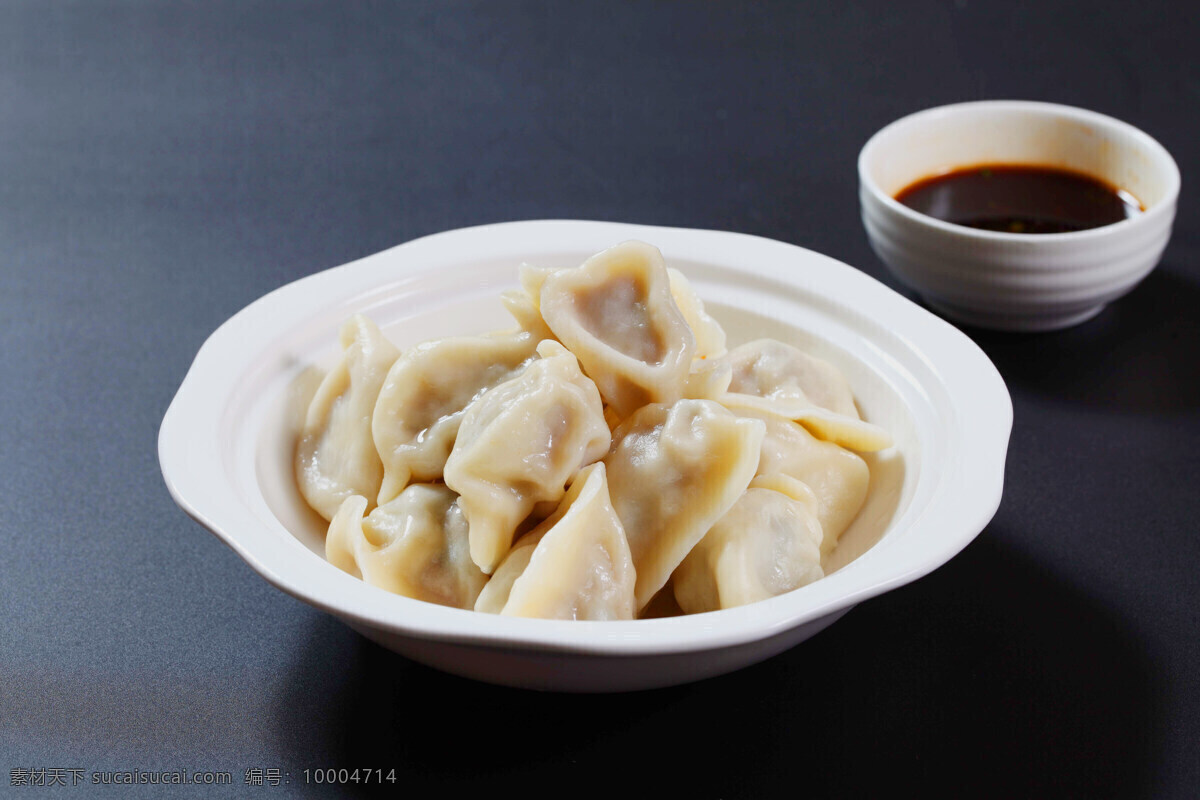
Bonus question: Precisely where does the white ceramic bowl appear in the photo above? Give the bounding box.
[859,100,1180,331]
[159,220,1011,692]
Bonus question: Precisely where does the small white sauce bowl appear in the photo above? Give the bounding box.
[859,100,1180,331]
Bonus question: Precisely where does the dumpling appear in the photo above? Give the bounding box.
[296,315,401,520]
[667,267,727,360]
[722,391,893,452]
[724,400,869,555]
[325,484,488,609]
[372,330,539,505]
[500,263,560,342]
[444,340,610,574]
[672,269,730,399]
[500,291,555,342]
[480,463,636,620]
[473,535,542,614]
[474,454,584,614]
[603,399,765,610]
[539,241,696,417]
[717,339,892,452]
[683,358,733,400]
[722,338,861,418]
[673,474,824,614]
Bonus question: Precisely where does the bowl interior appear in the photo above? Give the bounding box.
[251,249,923,598]
[861,102,1177,211]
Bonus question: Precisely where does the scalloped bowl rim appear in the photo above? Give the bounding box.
[159,219,1011,658]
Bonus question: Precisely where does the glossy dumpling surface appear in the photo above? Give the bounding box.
[296,315,401,520]
[667,267,727,360]
[726,401,869,555]
[540,241,696,417]
[722,391,893,452]
[723,338,860,418]
[500,263,560,342]
[325,484,488,609]
[717,339,892,452]
[372,330,538,505]
[473,534,541,614]
[683,358,734,400]
[673,474,824,613]
[603,399,765,610]
[496,463,636,620]
[444,340,610,574]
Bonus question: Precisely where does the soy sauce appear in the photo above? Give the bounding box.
[895,164,1142,234]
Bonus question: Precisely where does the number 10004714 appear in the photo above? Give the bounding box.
[303,768,396,785]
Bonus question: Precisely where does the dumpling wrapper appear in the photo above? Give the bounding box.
[296,315,401,520]
[683,358,733,400]
[716,338,891,451]
[724,400,870,555]
[372,330,538,505]
[481,463,636,621]
[666,267,727,360]
[444,340,610,574]
[604,399,765,610]
[507,258,727,392]
[474,449,586,614]
[721,391,893,452]
[673,474,825,614]
[540,240,696,418]
[325,485,488,609]
[473,536,542,614]
[722,338,861,418]
[500,263,560,342]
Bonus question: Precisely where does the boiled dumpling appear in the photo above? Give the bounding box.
[667,267,727,360]
[717,338,892,452]
[444,340,610,574]
[473,535,542,614]
[683,358,734,400]
[325,484,488,609]
[483,463,636,620]
[722,391,893,452]
[603,399,765,610]
[372,330,539,505]
[673,474,824,614]
[672,271,731,399]
[724,400,869,555]
[500,291,555,342]
[500,263,560,342]
[473,454,584,614]
[722,339,860,418]
[296,315,401,520]
[539,241,696,417]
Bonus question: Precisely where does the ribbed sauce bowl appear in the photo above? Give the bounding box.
[859,101,1179,331]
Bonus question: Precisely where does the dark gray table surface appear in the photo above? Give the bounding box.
[3,2,1197,797]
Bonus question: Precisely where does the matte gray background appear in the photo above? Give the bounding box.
[2,1,1197,797]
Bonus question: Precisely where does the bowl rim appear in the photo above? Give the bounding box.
[858,99,1182,244]
[159,219,1012,657]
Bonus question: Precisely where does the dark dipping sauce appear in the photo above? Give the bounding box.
[895,164,1143,234]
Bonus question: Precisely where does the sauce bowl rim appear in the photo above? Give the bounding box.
[858,99,1181,243]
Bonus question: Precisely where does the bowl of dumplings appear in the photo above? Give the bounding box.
[160,219,1011,692]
